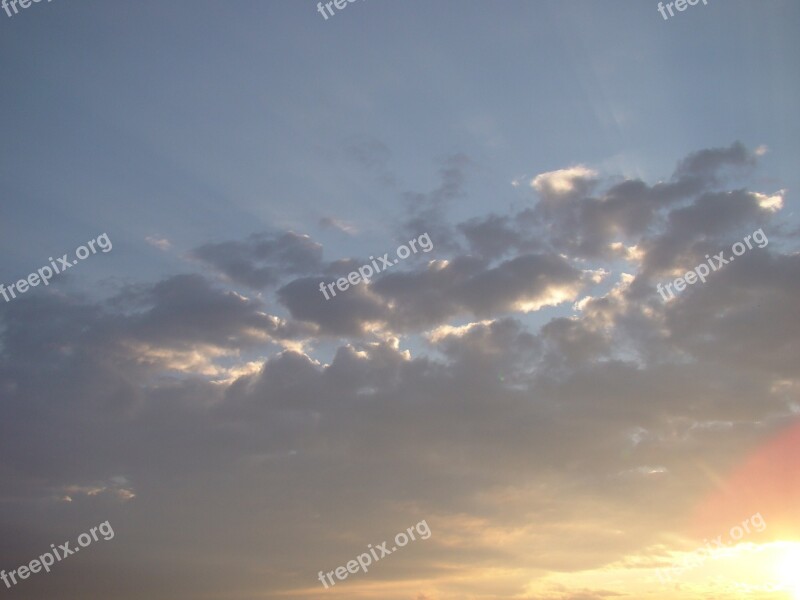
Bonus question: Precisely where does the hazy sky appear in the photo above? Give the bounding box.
[1,1,799,599]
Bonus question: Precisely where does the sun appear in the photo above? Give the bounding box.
[776,543,800,599]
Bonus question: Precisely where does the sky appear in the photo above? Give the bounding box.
[1,1,799,599]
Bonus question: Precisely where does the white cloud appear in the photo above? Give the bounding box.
[531,165,598,197]
[145,236,172,250]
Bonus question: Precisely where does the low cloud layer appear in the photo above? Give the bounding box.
[1,143,797,600]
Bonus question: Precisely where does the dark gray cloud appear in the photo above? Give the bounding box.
[513,142,768,261]
[638,188,777,275]
[191,231,323,289]
[673,141,756,182]
[277,275,387,337]
[458,214,542,260]
[124,274,307,348]
[277,253,591,335]
[400,154,473,253]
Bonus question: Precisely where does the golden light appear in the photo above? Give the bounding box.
[776,543,800,600]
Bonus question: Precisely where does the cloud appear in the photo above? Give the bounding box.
[0,143,797,599]
[191,231,323,289]
[145,236,171,251]
[400,154,473,252]
[60,477,136,503]
[278,253,590,335]
[515,141,773,262]
[319,216,358,235]
[531,165,599,200]
[458,214,541,260]
[672,140,756,182]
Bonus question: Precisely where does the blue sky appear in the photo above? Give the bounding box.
[2,0,797,289]
[1,2,799,599]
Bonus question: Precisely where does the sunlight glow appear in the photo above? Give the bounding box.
[776,544,800,599]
